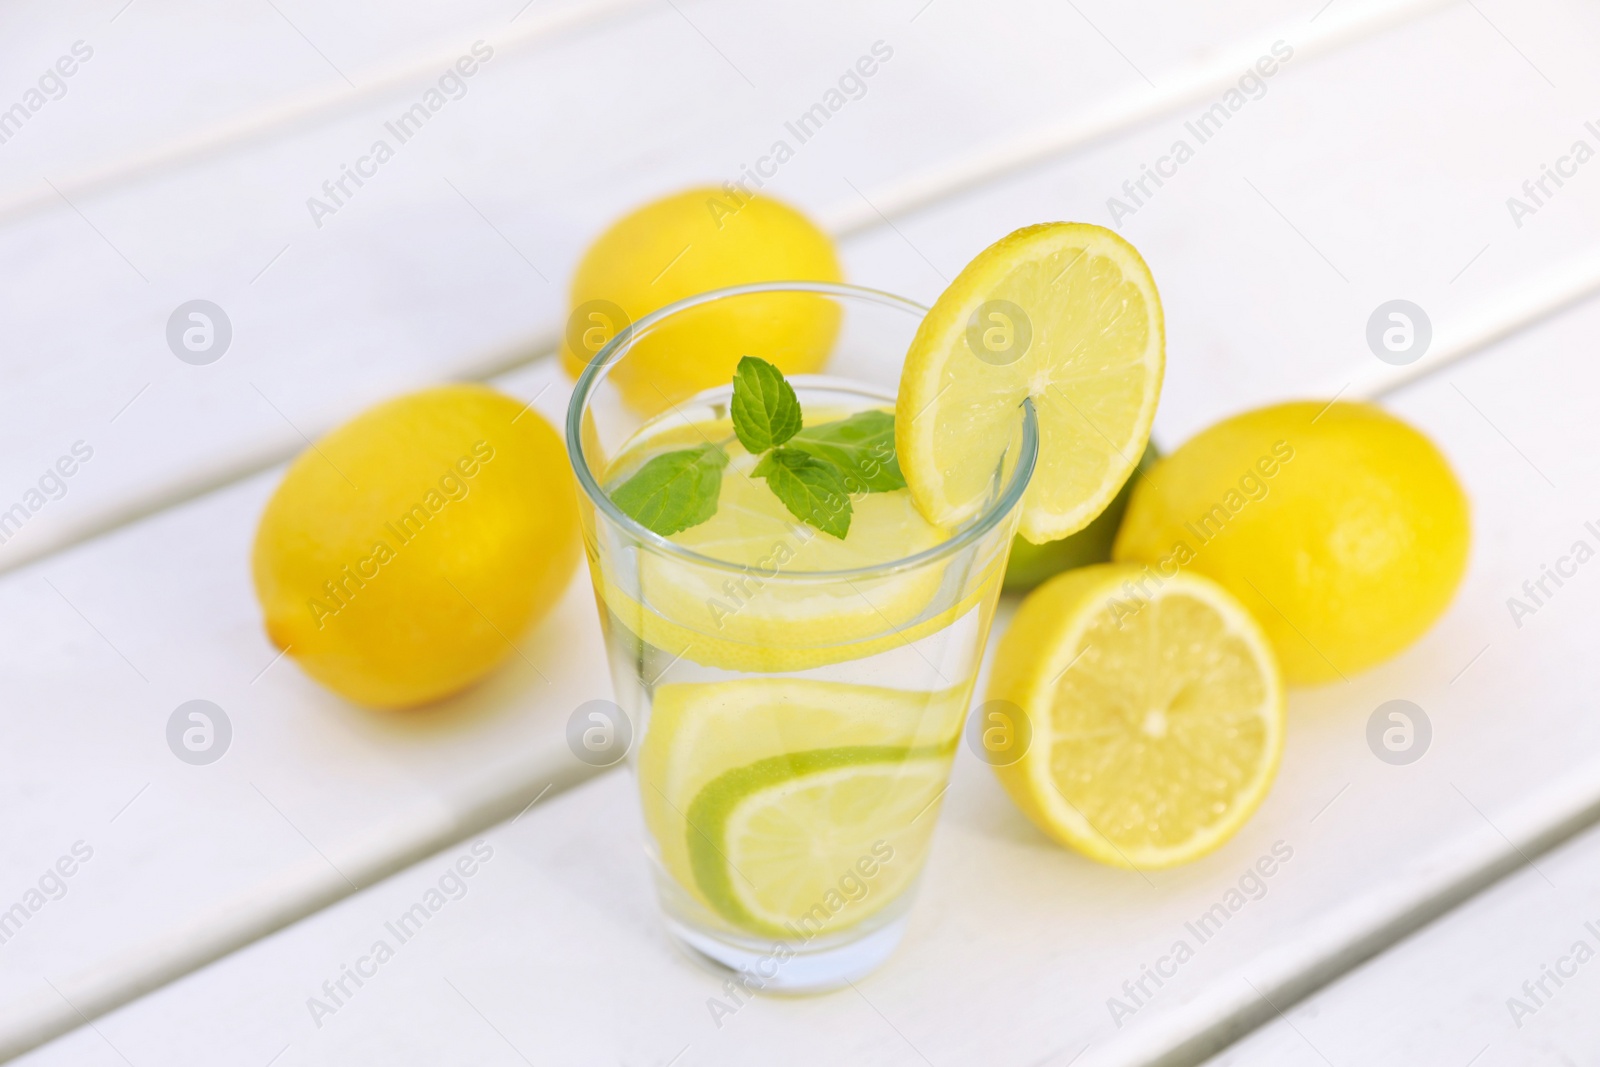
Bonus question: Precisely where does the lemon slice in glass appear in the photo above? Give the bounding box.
[896,222,1164,544]
[598,414,978,672]
[640,678,966,916]
[989,563,1285,869]
[685,747,951,936]
[639,441,948,646]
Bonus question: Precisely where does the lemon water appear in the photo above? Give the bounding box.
[592,384,1014,990]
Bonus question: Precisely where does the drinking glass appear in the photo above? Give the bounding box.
[566,281,1038,991]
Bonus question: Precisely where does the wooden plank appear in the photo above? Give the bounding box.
[0,0,1422,219]
[0,0,646,200]
[1204,826,1600,1065]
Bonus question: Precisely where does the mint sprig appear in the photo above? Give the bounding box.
[753,447,853,539]
[730,355,802,453]
[789,409,904,494]
[608,356,902,540]
[608,444,728,536]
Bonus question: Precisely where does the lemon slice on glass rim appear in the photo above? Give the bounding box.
[896,222,1164,544]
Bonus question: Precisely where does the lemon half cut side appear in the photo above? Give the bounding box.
[989,564,1285,869]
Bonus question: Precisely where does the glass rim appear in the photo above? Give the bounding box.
[564,280,1039,580]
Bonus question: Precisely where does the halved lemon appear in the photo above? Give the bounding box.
[896,223,1164,544]
[989,563,1284,869]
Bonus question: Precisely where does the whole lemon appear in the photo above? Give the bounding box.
[252,385,579,708]
[1112,401,1469,685]
[560,188,843,412]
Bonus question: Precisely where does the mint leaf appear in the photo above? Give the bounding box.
[610,445,728,536]
[731,356,802,454]
[753,448,852,539]
[789,409,905,494]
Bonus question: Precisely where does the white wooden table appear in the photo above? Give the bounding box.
[4,1,1599,1063]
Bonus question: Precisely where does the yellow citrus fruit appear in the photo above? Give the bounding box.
[989,563,1285,869]
[896,222,1163,544]
[252,385,579,708]
[1112,401,1470,685]
[560,188,843,413]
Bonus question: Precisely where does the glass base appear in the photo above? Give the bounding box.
[666,914,910,994]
